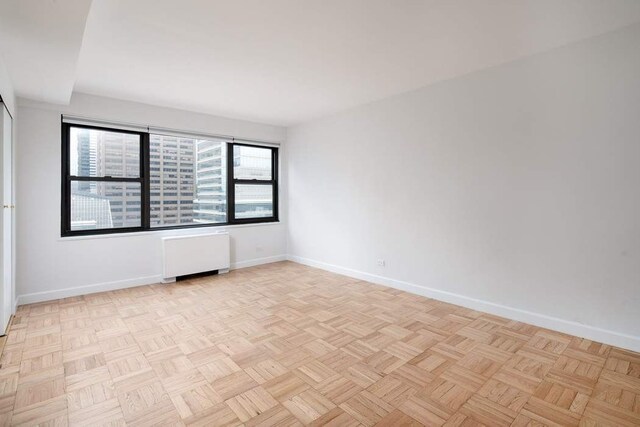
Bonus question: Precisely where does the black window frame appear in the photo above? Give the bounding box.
[228,142,279,224]
[61,121,279,237]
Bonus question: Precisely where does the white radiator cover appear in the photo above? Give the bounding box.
[162,232,230,281]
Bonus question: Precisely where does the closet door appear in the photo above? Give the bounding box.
[0,103,13,332]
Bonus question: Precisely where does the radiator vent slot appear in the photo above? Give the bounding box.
[176,270,219,282]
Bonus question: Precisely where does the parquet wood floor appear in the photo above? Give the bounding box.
[0,261,638,426]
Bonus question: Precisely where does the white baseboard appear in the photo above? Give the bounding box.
[231,254,287,270]
[16,275,163,306]
[287,255,640,353]
[16,254,288,306]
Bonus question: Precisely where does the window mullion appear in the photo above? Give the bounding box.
[142,132,151,230]
[227,142,235,224]
[61,121,70,235]
[273,147,279,221]
[69,176,143,183]
[233,179,274,185]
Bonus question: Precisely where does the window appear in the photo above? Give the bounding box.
[65,126,144,232]
[149,134,227,227]
[62,121,278,236]
[229,144,277,222]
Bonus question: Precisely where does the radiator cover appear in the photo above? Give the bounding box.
[162,232,230,281]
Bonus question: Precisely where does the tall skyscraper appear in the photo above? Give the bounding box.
[149,135,196,226]
[194,140,227,223]
[75,129,95,192]
[95,130,141,228]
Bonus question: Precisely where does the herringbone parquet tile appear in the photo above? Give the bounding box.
[0,261,638,426]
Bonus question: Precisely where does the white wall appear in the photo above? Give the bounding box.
[16,93,287,303]
[287,24,640,350]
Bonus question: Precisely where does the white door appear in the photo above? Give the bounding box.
[0,103,13,332]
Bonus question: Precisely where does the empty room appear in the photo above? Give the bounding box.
[0,0,639,425]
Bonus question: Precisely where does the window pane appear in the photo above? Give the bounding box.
[150,134,227,227]
[70,181,141,230]
[70,127,140,178]
[233,145,272,180]
[235,184,273,219]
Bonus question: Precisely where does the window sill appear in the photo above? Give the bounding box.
[58,221,282,242]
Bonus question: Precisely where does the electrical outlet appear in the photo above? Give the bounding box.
[377,259,385,267]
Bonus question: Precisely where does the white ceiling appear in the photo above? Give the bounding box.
[0,0,92,105]
[3,0,640,125]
